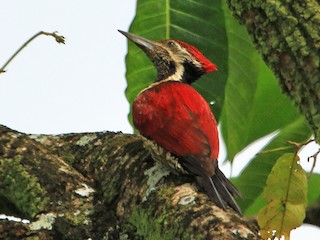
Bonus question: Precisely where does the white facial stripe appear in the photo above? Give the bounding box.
[162,46,187,81]
[166,46,203,82]
[191,57,202,69]
[164,63,184,81]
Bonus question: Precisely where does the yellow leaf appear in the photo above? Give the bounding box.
[258,153,307,239]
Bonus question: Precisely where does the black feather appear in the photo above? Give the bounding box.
[182,156,242,215]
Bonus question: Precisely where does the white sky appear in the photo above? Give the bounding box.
[0,1,319,239]
[0,0,134,134]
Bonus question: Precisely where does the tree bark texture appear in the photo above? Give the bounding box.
[227,0,320,142]
[0,125,261,240]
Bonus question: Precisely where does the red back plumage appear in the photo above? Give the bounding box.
[133,81,219,176]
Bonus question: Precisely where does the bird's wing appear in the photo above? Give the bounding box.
[133,82,219,176]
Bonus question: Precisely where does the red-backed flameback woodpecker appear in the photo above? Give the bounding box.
[119,30,242,215]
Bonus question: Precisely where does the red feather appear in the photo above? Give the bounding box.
[133,81,219,176]
[176,40,218,73]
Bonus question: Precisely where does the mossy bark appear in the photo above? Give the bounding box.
[0,125,261,239]
[227,0,320,142]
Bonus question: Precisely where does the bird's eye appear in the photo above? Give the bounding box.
[166,41,175,47]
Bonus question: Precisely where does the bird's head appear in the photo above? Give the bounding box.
[119,30,217,84]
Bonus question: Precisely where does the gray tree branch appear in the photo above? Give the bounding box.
[0,125,260,239]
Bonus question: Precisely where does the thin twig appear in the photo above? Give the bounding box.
[308,148,320,178]
[287,139,314,149]
[287,139,319,178]
[257,139,315,156]
[257,146,292,155]
[0,31,65,75]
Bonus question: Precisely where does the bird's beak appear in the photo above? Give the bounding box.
[118,30,156,52]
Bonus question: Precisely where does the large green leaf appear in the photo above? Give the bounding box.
[221,3,303,161]
[125,0,228,127]
[232,116,312,214]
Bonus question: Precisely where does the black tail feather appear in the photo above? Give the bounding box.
[197,168,242,215]
[207,176,227,210]
[215,168,242,198]
[181,156,242,215]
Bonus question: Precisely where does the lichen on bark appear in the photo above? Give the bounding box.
[0,125,261,239]
[0,156,49,218]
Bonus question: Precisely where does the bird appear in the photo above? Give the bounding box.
[119,30,242,215]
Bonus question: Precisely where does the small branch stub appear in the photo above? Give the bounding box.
[0,31,65,75]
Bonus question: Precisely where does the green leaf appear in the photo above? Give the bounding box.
[307,173,320,205]
[263,153,307,203]
[258,200,305,240]
[242,172,320,217]
[242,173,320,216]
[232,116,311,213]
[125,0,229,127]
[258,153,307,239]
[221,3,302,161]
[243,192,266,217]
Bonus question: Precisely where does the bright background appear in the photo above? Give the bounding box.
[0,1,319,239]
